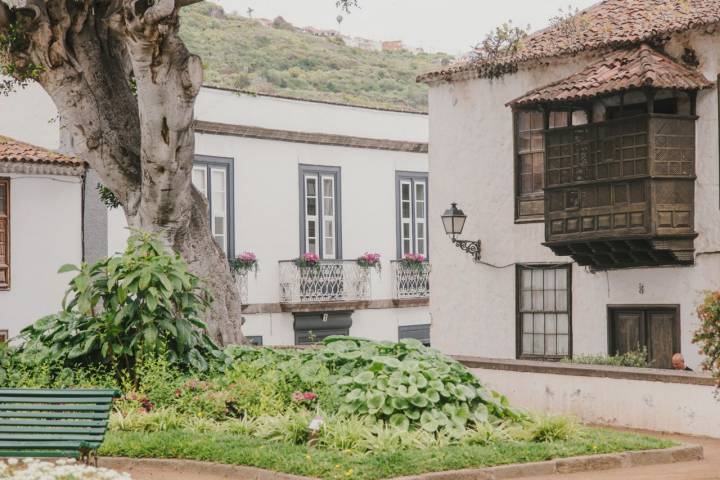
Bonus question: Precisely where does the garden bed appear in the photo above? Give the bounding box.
[98,428,676,480]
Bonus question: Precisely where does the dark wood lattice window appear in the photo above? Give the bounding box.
[515,110,568,221]
[516,264,572,359]
[0,178,9,290]
[0,330,7,343]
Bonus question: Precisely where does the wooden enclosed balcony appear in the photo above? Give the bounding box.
[543,114,697,269]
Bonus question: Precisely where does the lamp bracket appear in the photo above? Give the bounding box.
[452,238,482,262]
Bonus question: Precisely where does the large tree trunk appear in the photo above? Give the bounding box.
[0,0,245,344]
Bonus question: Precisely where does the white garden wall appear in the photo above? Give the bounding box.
[470,365,720,439]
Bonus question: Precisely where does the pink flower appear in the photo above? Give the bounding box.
[303,252,319,262]
[292,391,305,402]
[303,392,318,401]
[403,253,425,263]
[238,252,256,262]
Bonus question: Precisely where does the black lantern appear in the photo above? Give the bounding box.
[442,202,481,261]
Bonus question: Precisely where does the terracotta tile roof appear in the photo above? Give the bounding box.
[508,44,713,106]
[0,136,83,166]
[418,0,720,83]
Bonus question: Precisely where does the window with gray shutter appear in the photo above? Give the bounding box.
[246,336,263,346]
[398,325,430,346]
[293,311,352,345]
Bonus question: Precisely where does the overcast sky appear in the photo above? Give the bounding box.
[211,0,597,55]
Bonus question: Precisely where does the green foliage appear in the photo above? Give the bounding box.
[17,231,220,382]
[0,17,45,95]
[562,347,650,368]
[693,291,720,387]
[179,3,452,111]
[97,183,122,209]
[321,337,520,432]
[473,20,529,62]
[524,415,580,443]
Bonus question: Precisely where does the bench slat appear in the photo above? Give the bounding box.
[0,419,108,428]
[0,412,109,420]
[0,396,113,404]
[0,449,83,458]
[0,426,106,434]
[0,441,101,448]
[0,389,120,397]
[0,404,111,412]
[0,433,105,441]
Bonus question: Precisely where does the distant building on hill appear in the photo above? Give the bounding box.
[344,36,382,51]
[382,41,405,52]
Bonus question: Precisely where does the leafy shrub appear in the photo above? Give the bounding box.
[694,291,720,387]
[17,231,220,383]
[524,415,579,443]
[562,347,650,368]
[321,337,519,433]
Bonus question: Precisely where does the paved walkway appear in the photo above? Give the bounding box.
[515,430,720,480]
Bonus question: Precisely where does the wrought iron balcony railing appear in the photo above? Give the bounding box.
[391,260,431,299]
[278,260,372,304]
[234,271,249,305]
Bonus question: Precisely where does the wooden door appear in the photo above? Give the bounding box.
[610,310,643,355]
[609,307,679,369]
[646,310,679,369]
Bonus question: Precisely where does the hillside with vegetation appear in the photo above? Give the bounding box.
[179,3,453,111]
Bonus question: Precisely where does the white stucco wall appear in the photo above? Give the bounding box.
[428,31,720,369]
[196,87,428,143]
[472,367,720,439]
[0,173,83,337]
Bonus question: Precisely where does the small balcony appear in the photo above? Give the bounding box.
[278,260,371,305]
[544,114,697,269]
[391,261,431,299]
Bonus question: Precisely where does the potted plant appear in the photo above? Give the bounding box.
[401,252,426,269]
[295,252,320,269]
[357,252,382,274]
[229,251,258,277]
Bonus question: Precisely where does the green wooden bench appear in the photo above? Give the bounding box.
[0,388,120,465]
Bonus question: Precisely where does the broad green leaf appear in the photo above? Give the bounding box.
[58,264,79,274]
[389,413,410,431]
[366,391,386,411]
[354,371,374,385]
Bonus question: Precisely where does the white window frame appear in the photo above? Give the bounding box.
[300,166,341,259]
[192,156,234,259]
[396,172,429,259]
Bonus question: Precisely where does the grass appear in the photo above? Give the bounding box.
[100,428,675,480]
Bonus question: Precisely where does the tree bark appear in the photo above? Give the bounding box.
[0,0,246,344]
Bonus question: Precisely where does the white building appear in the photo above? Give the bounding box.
[0,85,431,346]
[0,136,85,339]
[419,0,720,370]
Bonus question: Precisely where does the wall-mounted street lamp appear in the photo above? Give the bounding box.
[441,203,481,262]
